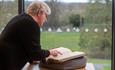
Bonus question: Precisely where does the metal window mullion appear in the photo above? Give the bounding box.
[112,0,115,70]
[18,0,24,14]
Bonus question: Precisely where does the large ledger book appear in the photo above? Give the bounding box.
[46,47,86,63]
[40,47,87,70]
[40,56,87,70]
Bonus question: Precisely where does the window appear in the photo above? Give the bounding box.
[24,0,112,70]
[0,0,18,31]
[0,0,113,69]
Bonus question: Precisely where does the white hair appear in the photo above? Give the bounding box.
[27,1,51,15]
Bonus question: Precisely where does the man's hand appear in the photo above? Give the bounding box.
[49,49,62,57]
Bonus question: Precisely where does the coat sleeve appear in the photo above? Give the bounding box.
[18,19,50,63]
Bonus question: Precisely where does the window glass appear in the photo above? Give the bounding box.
[25,0,112,70]
[0,0,18,31]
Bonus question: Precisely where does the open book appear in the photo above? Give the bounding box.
[46,47,86,63]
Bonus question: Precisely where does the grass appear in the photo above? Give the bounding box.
[88,58,111,64]
[88,58,111,70]
[41,32,81,51]
[104,66,111,70]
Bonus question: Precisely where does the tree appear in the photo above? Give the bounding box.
[79,0,112,59]
[85,0,112,24]
[69,14,81,27]
[0,0,18,29]
[43,0,61,30]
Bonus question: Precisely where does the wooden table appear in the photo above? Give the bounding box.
[22,62,86,70]
[40,67,86,70]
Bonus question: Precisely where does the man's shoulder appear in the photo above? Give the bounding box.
[12,13,34,25]
[17,13,31,21]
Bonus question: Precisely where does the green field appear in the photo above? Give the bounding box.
[41,32,81,51]
[88,58,111,64]
[88,58,111,70]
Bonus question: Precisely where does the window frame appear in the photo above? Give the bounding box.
[19,0,114,70]
[18,0,24,14]
[112,0,115,70]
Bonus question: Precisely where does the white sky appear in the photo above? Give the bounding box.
[61,0,89,3]
[0,0,14,1]
[0,0,89,3]
[26,0,89,3]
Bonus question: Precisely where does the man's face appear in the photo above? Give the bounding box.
[37,10,47,26]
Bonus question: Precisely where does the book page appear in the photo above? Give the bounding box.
[53,47,72,55]
[46,47,86,63]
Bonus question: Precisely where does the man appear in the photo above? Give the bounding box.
[0,1,61,70]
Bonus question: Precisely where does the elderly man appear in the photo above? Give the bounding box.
[0,1,61,70]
